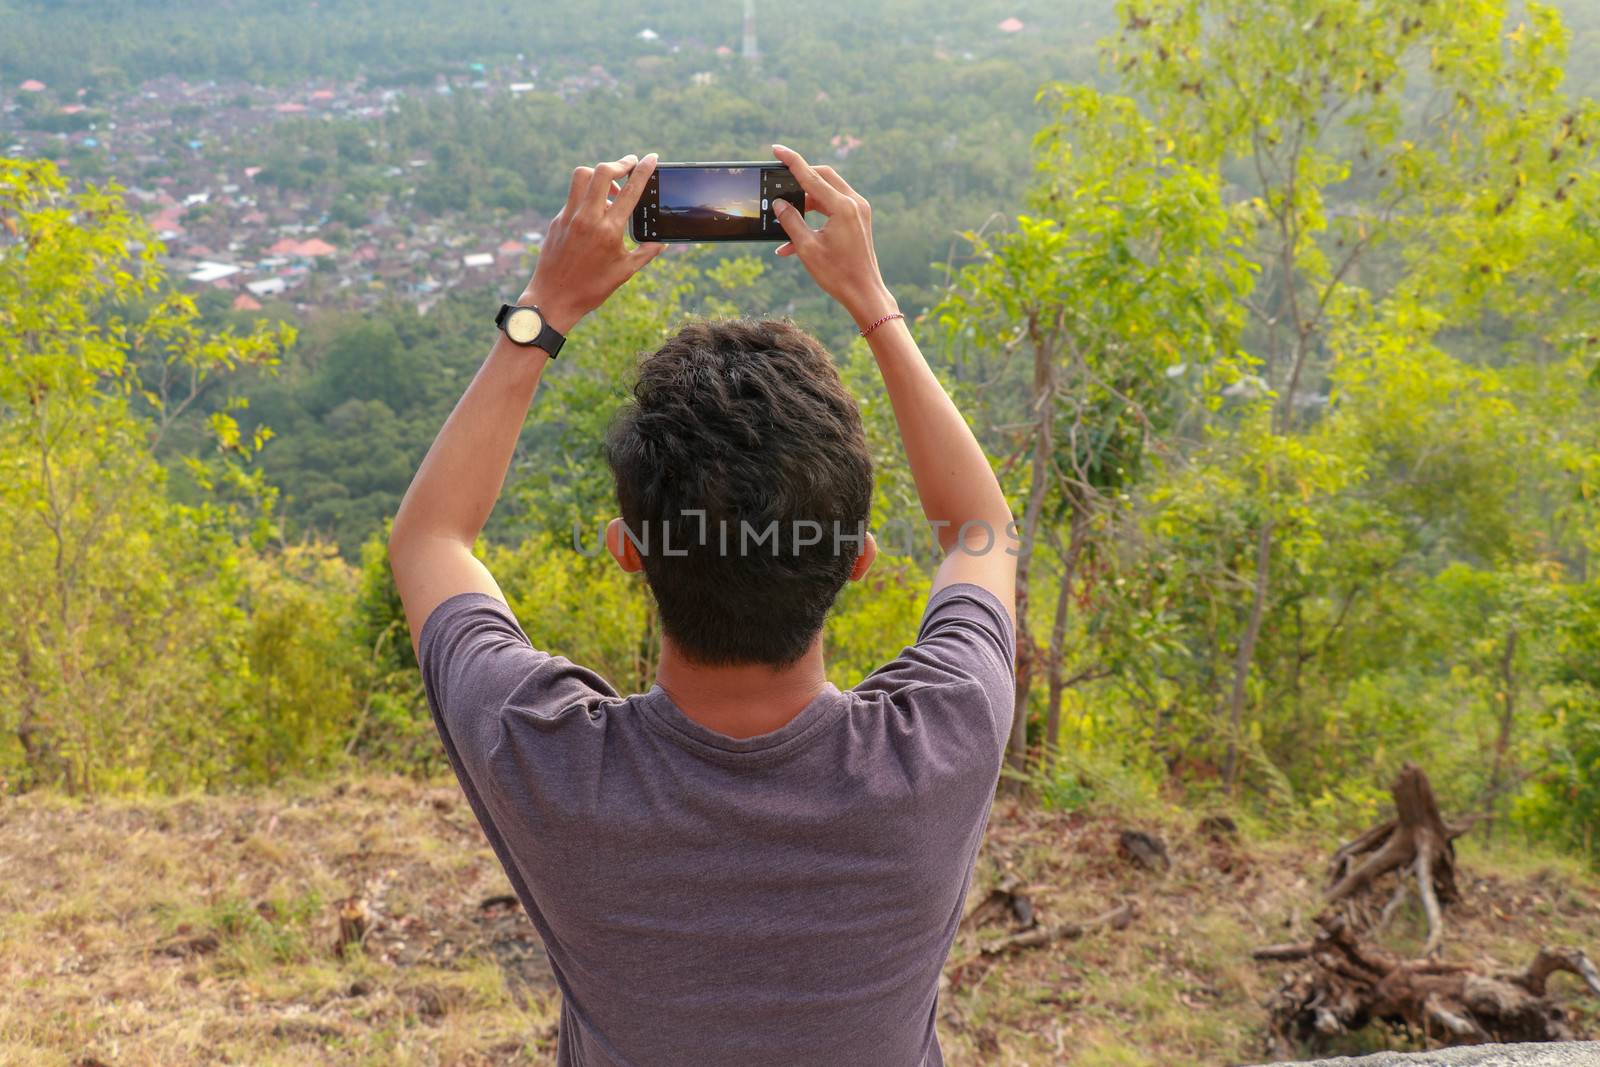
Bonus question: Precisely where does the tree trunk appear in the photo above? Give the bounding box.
[1484,626,1517,841]
[1042,506,1090,767]
[1223,519,1274,791]
[1005,322,1057,788]
[12,635,57,791]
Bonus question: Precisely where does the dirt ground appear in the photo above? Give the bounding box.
[3,777,1598,1066]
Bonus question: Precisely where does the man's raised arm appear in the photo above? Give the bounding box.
[388,154,663,655]
[770,145,1018,617]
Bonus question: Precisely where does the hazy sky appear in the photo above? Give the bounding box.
[659,166,759,218]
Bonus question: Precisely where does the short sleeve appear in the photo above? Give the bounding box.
[418,593,618,779]
[852,582,1017,755]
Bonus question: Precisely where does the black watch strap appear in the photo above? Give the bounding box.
[495,303,566,358]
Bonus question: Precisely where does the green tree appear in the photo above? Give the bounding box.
[937,85,1251,778]
[1112,0,1600,794]
[0,159,289,791]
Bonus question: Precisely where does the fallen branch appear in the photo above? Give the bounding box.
[979,900,1136,957]
[1252,943,1312,962]
[1516,947,1600,998]
[961,873,1034,934]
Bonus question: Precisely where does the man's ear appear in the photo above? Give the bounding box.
[606,517,645,573]
[848,531,878,582]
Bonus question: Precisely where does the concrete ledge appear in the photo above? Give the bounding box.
[1253,1044,1600,1067]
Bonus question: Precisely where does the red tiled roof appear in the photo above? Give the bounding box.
[150,206,186,233]
[267,237,336,257]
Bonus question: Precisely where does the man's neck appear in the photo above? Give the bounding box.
[654,636,828,740]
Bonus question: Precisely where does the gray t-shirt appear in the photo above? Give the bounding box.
[419,582,1015,1067]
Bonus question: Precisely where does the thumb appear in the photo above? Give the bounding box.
[771,199,814,251]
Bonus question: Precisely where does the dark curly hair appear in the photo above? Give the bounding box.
[605,319,874,666]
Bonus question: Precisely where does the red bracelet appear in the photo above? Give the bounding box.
[859,311,905,338]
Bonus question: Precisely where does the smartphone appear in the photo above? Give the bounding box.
[629,161,804,243]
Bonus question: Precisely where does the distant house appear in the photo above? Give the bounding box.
[149,205,186,238]
[246,278,288,297]
[637,28,660,41]
[997,16,1025,33]
[462,252,495,269]
[18,79,46,93]
[188,261,242,283]
[232,293,263,311]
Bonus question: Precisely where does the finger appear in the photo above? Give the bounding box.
[566,166,594,211]
[814,164,858,199]
[771,198,815,250]
[772,144,846,215]
[588,154,638,209]
[611,153,658,217]
[627,241,665,270]
[774,242,797,257]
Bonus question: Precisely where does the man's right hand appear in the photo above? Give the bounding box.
[770,145,899,331]
[521,153,664,334]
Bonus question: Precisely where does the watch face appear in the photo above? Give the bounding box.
[505,307,543,344]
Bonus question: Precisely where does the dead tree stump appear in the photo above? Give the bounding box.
[335,895,371,958]
[1255,765,1600,1054]
[1325,764,1469,955]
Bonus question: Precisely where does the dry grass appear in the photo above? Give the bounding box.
[0,779,559,1066]
[3,777,1598,1066]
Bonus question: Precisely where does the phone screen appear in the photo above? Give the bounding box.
[631,163,803,242]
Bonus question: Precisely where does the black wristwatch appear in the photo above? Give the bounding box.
[495,303,566,357]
